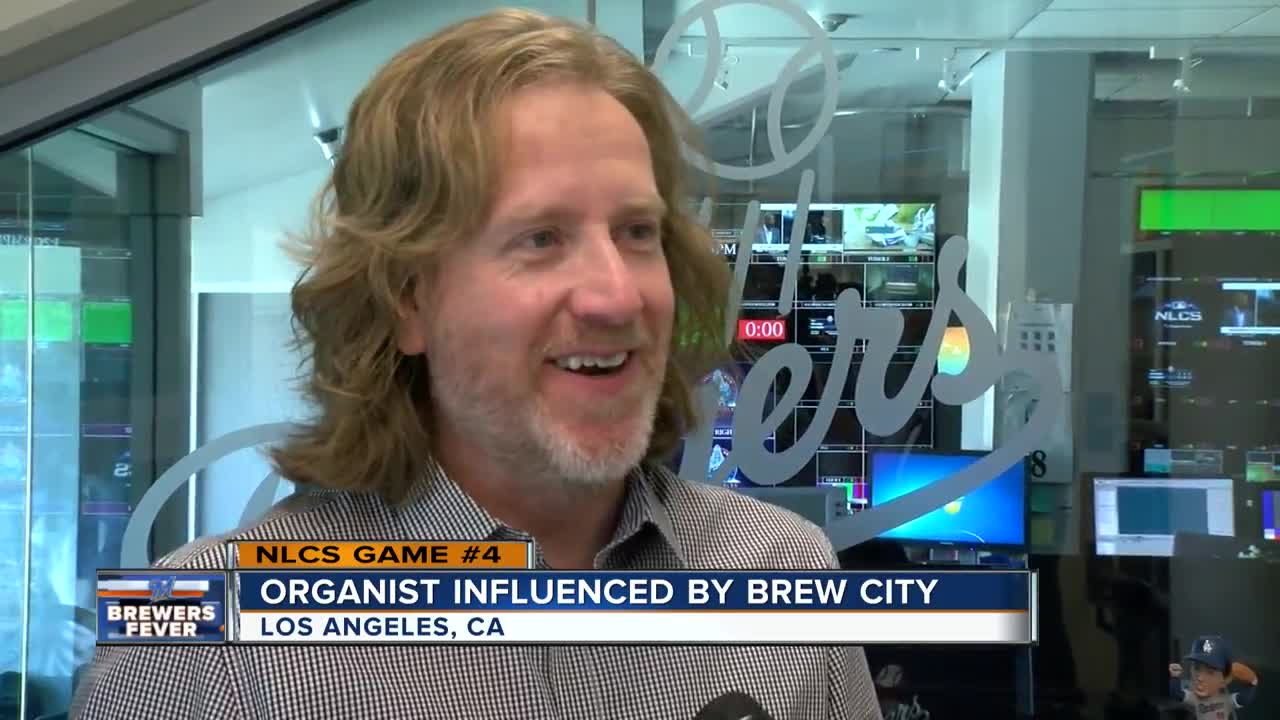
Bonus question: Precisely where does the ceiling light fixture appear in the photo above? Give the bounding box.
[1172,55,1203,94]
[819,13,855,33]
[935,52,974,95]
[313,127,343,165]
[938,55,959,94]
[714,48,739,91]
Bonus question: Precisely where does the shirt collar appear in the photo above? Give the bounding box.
[395,458,504,540]
[609,464,690,569]
[394,458,688,569]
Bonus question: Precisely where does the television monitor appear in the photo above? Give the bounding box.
[1220,281,1280,336]
[1142,447,1223,476]
[755,202,936,255]
[1264,490,1279,541]
[1092,477,1234,557]
[867,448,1027,548]
[691,198,941,494]
[1247,451,1280,483]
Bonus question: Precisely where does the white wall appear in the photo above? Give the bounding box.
[196,292,308,535]
[191,167,326,291]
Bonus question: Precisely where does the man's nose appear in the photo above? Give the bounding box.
[568,229,644,326]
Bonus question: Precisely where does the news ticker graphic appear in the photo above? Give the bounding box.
[231,569,1036,645]
[96,570,228,644]
[95,542,1037,646]
[230,540,533,569]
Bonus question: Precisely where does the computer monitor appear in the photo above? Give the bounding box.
[1263,490,1279,541]
[867,448,1027,548]
[1092,477,1234,557]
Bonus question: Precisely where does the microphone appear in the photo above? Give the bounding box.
[693,691,776,720]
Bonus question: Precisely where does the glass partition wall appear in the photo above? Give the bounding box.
[0,148,34,720]
[1,118,193,718]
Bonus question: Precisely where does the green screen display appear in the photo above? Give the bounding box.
[82,302,133,345]
[0,300,134,344]
[0,300,74,342]
[1139,189,1280,232]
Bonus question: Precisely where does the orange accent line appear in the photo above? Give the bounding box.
[97,590,205,598]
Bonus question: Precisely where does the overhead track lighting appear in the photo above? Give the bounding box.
[313,126,343,165]
[714,48,739,91]
[937,54,971,95]
[819,13,855,33]
[1172,55,1203,94]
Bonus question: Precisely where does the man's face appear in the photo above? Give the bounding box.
[401,82,675,489]
[1190,662,1227,698]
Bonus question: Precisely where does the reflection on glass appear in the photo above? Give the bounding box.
[0,148,31,696]
[5,133,149,716]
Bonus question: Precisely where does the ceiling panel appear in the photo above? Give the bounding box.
[186,0,1280,200]
[0,0,209,85]
[669,0,1049,40]
[1227,6,1280,34]
[1016,8,1264,37]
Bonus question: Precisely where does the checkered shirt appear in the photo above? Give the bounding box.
[72,461,881,719]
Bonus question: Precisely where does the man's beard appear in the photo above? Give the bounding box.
[428,349,660,491]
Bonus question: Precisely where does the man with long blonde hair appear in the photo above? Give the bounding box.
[73,9,878,719]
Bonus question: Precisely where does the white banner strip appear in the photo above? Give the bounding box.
[98,580,210,591]
[236,611,1031,644]
[1221,326,1280,335]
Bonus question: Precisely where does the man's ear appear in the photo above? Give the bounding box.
[396,273,429,355]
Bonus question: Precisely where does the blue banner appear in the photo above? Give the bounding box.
[235,570,1030,612]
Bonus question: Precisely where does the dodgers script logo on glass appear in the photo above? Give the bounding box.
[122,0,1061,565]
[651,0,1062,549]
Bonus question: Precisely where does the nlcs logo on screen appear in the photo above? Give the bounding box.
[1155,299,1203,324]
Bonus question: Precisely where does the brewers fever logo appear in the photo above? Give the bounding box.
[96,570,228,644]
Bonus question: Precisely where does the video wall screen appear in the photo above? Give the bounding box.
[1263,489,1279,541]
[1093,476,1236,557]
[0,216,138,606]
[1129,188,1280,481]
[694,200,940,510]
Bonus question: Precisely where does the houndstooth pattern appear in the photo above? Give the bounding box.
[72,462,882,720]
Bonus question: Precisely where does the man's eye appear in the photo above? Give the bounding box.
[623,222,660,243]
[523,230,559,249]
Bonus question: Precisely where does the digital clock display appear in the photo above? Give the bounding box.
[737,318,787,342]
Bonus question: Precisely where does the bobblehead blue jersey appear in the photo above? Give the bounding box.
[1181,691,1237,720]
